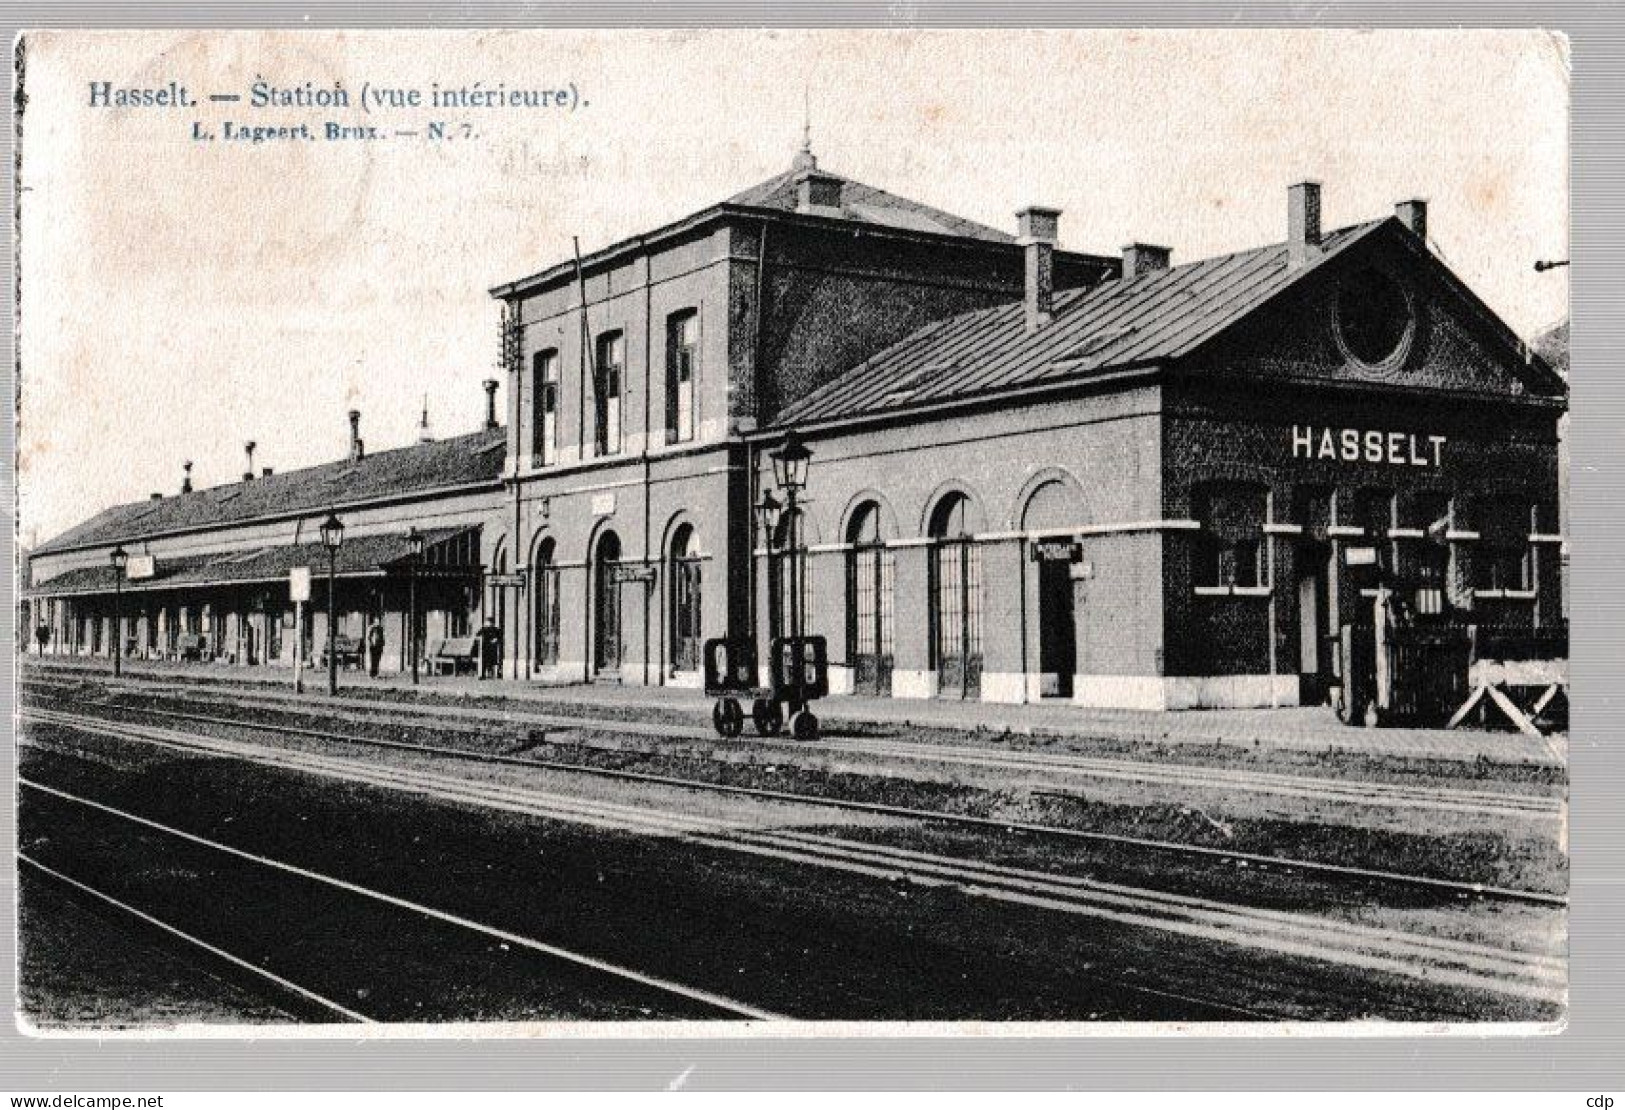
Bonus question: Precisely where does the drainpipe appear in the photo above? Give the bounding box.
[509,298,524,682]
[643,253,654,688]
[1267,492,1280,708]
[573,238,591,683]
[748,220,770,665]
[574,237,589,465]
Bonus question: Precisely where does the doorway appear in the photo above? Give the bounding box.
[1036,558,1077,698]
[593,530,622,677]
[1296,539,1333,705]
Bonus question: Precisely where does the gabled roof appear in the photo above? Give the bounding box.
[777,217,1565,429]
[777,221,1391,426]
[724,165,1015,243]
[33,427,507,557]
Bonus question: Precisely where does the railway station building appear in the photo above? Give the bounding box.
[23,146,1566,710]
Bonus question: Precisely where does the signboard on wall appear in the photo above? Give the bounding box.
[289,566,311,602]
[1029,539,1083,563]
[612,564,657,584]
[487,572,527,588]
[1292,425,1446,468]
[125,554,156,580]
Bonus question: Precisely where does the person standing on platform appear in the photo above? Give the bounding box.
[366,618,385,678]
[478,621,503,680]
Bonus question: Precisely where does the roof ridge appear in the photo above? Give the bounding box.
[774,218,1393,427]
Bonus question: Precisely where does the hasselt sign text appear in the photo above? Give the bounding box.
[1292,426,1446,468]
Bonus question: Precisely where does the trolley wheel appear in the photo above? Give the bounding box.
[712,697,744,738]
[789,708,819,742]
[751,698,784,737]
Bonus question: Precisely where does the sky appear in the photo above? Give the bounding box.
[16,28,1570,545]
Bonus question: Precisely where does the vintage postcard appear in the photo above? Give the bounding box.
[12,28,1570,1034]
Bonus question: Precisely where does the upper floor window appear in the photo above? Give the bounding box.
[667,311,698,444]
[1194,483,1267,589]
[594,331,623,456]
[532,349,559,466]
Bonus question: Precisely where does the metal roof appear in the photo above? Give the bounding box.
[34,427,507,556]
[723,166,1016,244]
[776,220,1390,426]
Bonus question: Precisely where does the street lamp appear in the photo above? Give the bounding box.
[320,512,345,696]
[769,430,812,495]
[754,489,782,539]
[765,433,816,740]
[109,544,128,677]
[407,527,424,685]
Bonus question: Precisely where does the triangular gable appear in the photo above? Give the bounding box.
[1182,219,1565,401]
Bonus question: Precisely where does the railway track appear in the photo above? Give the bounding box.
[18,672,1565,823]
[19,693,1568,908]
[20,780,782,1024]
[20,705,1567,1006]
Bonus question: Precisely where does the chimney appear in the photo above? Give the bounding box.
[181,460,193,494]
[795,170,844,215]
[1395,198,1428,242]
[348,410,364,462]
[262,467,274,478]
[1288,181,1322,266]
[483,379,500,430]
[1017,206,1061,333]
[242,440,257,481]
[150,492,163,501]
[1122,242,1172,279]
[418,396,434,444]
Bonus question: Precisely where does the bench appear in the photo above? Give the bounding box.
[176,633,208,661]
[428,636,480,676]
[320,635,364,670]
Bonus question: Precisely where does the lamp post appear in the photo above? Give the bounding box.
[407,527,424,685]
[109,544,128,677]
[320,512,345,696]
[768,432,813,648]
[756,488,782,640]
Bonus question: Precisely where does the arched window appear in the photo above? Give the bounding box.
[593,530,622,675]
[669,525,702,672]
[490,544,509,633]
[929,492,982,699]
[769,511,809,641]
[845,502,895,696]
[533,537,559,668]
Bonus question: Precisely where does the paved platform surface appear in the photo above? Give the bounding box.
[20,654,1566,766]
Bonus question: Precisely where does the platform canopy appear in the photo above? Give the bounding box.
[23,526,482,599]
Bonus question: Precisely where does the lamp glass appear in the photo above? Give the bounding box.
[407,528,424,558]
[320,513,345,552]
[756,491,782,536]
[770,433,812,493]
[110,545,129,570]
